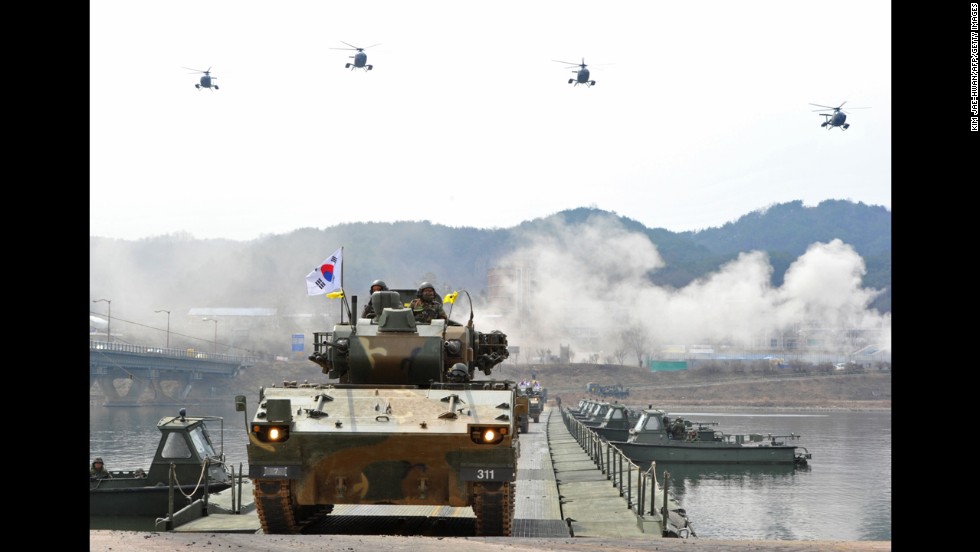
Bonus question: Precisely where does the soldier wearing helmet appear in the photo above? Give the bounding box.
[90,457,112,480]
[409,282,447,324]
[361,279,389,319]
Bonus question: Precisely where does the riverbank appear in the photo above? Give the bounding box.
[91,361,892,411]
[496,364,892,411]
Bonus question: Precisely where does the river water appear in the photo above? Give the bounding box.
[89,403,890,541]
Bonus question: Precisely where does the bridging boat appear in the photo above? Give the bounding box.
[607,408,812,467]
[89,408,234,518]
[589,403,642,442]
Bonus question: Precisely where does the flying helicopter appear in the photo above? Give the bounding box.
[184,67,219,90]
[330,42,380,71]
[553,58,596,87]
[809,101,870,130]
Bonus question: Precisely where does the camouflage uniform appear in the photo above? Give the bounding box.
[361,280,389,319]
[409,297,447,324]
[90,457,112,479]
[671,418,687,439]
[361,303,377,319]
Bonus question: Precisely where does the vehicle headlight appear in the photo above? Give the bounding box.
[252,424,290,443]
[469,425,509,444]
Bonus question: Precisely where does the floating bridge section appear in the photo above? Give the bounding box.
[89,340,256,406]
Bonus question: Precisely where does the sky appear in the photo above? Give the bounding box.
[90,0,891,242]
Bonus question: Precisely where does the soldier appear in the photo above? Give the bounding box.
[90,457,112,480]
[672,417,687,439]
[361,279,389,319]
[409,282,447,324]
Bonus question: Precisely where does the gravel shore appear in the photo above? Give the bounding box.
[89,531,892,551]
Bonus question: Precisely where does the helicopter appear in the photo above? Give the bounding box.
[553,58,596,87]
[330,42,380,71]
[184,67,219,91]
[809,101,870,130]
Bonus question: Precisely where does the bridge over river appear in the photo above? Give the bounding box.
[89,340,257,406]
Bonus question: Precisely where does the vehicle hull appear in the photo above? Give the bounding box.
[90,480,232,517]
[612,439,803,465]
[246,382,518,534]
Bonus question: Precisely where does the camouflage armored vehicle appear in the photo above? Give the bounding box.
[527,390,544,423]
[238,288,516,535]
[514,388,530,433]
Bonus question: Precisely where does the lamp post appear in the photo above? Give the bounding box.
[93,298,111,342]
[203,317,218,354]
[155,309,171,349]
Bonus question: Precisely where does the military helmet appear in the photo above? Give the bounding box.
[416,281,435,297]
[94,457,104,463]
[370,279,388,292]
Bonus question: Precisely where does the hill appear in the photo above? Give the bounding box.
[89,199,891,357]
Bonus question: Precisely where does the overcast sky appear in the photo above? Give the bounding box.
[90,0,891,241]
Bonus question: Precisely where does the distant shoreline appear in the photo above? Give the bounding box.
[645,403,891,412]
[90,363,891,412]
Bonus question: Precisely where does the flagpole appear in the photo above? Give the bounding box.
[340,246,345,324]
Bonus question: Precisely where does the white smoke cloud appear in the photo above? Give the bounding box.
[486,215,889,363]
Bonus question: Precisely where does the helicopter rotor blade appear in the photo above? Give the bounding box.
[553,59,592,68]
[810,101,869,114]
[333,44,379,54]
[336,41,380,50]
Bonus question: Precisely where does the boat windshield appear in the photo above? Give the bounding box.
[188,425,219,458]
[632,414,646,432]
[637,414,662,431]
[161,432,193,459]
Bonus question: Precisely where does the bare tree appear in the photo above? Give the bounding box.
[621,325,649,367]
[613,348,628,365]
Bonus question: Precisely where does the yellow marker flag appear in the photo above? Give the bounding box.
[326,290,344,299]
[443,291,458,304]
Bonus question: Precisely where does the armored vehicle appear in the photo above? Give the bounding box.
[527,390,544,423]
[514,389,530,433]
[238,289,516,535]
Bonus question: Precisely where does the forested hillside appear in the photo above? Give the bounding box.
[90,199,890,354]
